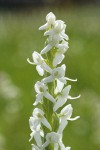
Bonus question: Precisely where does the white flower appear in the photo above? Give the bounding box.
[41,132,66,150]
[42,64,66,83]
[53,85,71,111]
[27,51,52,76]
[30,108,52,131]
[42,64,77,94]
[39,12,56,30]
[58,104,80,134]
[29,109,51,146]
[34,81,56,105]
[54,85,80,111]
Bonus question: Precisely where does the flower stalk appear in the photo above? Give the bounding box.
[28,12,80,150]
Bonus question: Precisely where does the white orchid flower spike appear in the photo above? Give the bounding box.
[28,12,80,150]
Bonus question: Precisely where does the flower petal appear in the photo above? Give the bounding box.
[33,131,42,147]
[46,12,56,24]
[42,117,52,130]
[29,132,34,141]
[27,58,35,65]
[33,51,43,64]
[33,93,43,106]
[54,143,59,150]
[59,140,66,150]
[33,108,44,117]
[56,41,69,50]
[61,104,72,117]
[44,92,55,103]
[68,116,80,121]
[61,33,69,40]
[65,77,77,82]
[65,147,71,150]
[32,144,40,150]
[68,94,81,100]
[29,117,40,130]
[54,79,64,94]
[46,132,61,143]
[53,96,66,112]
[59,77,66,84]
[36,65,44,76]
[62,85,71,99]
[41,44,52,54]
[44,30,53,36]
[42,62,52,74]
[53,52,64,66]
[58,118,68,134]
[42,75,53,83]
[39,23,48,30]
[41,141,49,150]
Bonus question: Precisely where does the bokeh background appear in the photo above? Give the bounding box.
[0,0,100,150]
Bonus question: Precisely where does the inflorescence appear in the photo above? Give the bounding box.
[27,12,80,150]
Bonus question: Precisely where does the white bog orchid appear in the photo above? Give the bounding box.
[30,108,52,131]
[28,12,80,150]
[42,64,77,92]
[54,85,81,111]
[42,64,66,84]
[34,81,56,105]
[58,104,80,134]
[53,85,71,112]
[27,51,52,76]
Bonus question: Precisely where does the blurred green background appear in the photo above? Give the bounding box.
[0,2,100,150]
